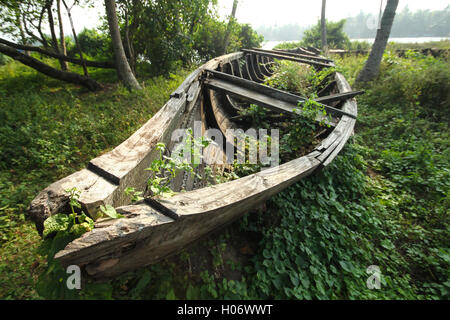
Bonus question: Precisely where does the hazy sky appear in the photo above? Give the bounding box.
[71,0,449,32]
[217,0,450,28]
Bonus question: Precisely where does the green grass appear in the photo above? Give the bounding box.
[0,50,449,300]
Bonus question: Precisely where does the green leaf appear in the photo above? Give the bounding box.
[43,214,70,239]
[99,205,124,219]
[381,239,395,250]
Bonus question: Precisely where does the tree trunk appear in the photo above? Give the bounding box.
[0,37,114,68]
[0,43,102,91]
[46,1,67,70]
[355,0,399,84]
[62,0,88,76]
[16,9,29,55]
[321,0,328,54]
[56,0,69,70]
[104,0,141,90]
[222,0,238,55]
[123,7,136,75]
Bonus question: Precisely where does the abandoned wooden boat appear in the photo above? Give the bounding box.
[28,47,360,279]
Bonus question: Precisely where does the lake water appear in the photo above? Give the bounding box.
[261,37,450,50]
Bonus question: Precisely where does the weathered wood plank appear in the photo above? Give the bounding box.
[314,90,364,104]
[204,78,336,127]
[55,154,321,277]
[315,72,357,164]
[245,54,263,83]
[321,73,358,166]
[242,49,333,68]
[251,47,334,63]
[249,54,267,81]
[205,69,356,119]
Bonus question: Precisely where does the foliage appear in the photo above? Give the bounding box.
[301,19,350,49]
[124,187,144,203]
[192,18,263,62]
[72,28,113,61]
[36,187,110,299]
[118,0,262,74]
[280,100,330,155]
[99,204,124,219]
[264,60,315,96]
[273,41,304,50]
[386,39,450,51]
[0,53,10,65]
[118,0,214,74]
[146,130,210,197]
[346,40,372,51]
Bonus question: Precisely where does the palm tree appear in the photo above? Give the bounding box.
[356,0,399,84]
[321,0,328,54]
[222,0,239,55]
[104,0,141,90]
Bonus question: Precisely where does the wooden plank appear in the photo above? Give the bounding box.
[314,90,365,104]
[321,73,358,166]
[54,155,321,277]
[249,54,267,81]
[258,55,274,76]
[245,54,263,83]
[205,78,336,127]
[242,49,333,68]
[205,69,356,119]
[251,47,334,63]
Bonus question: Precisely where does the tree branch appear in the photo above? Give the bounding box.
[0,43,102,91]
[0,37,114,68]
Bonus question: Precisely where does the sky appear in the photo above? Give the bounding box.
[217,0,450,28]
[70,0,449,33]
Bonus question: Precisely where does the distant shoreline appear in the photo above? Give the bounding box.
[262,37,450,50]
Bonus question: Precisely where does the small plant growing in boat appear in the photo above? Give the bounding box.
[99,204,125,219]
[146,129,211,197]
[281,99,331,156]
[238,104,269,128]
[264,60,316,97]
[42,187,95,239]
[124,187,144,203]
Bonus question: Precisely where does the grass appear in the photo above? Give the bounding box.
[0,48,449,300]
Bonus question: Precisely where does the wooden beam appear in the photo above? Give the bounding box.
[205,69,357,119]
[204,78,336,127]
[251,47,334,63]
[314,90,365,104]
[242,49,333,68]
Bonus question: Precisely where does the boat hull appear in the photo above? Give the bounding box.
[29,48,358,278]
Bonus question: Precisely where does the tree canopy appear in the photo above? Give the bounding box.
[301,19,350,49]
[0,0,263,87]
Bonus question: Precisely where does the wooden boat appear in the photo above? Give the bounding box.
[28,47,360,279]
